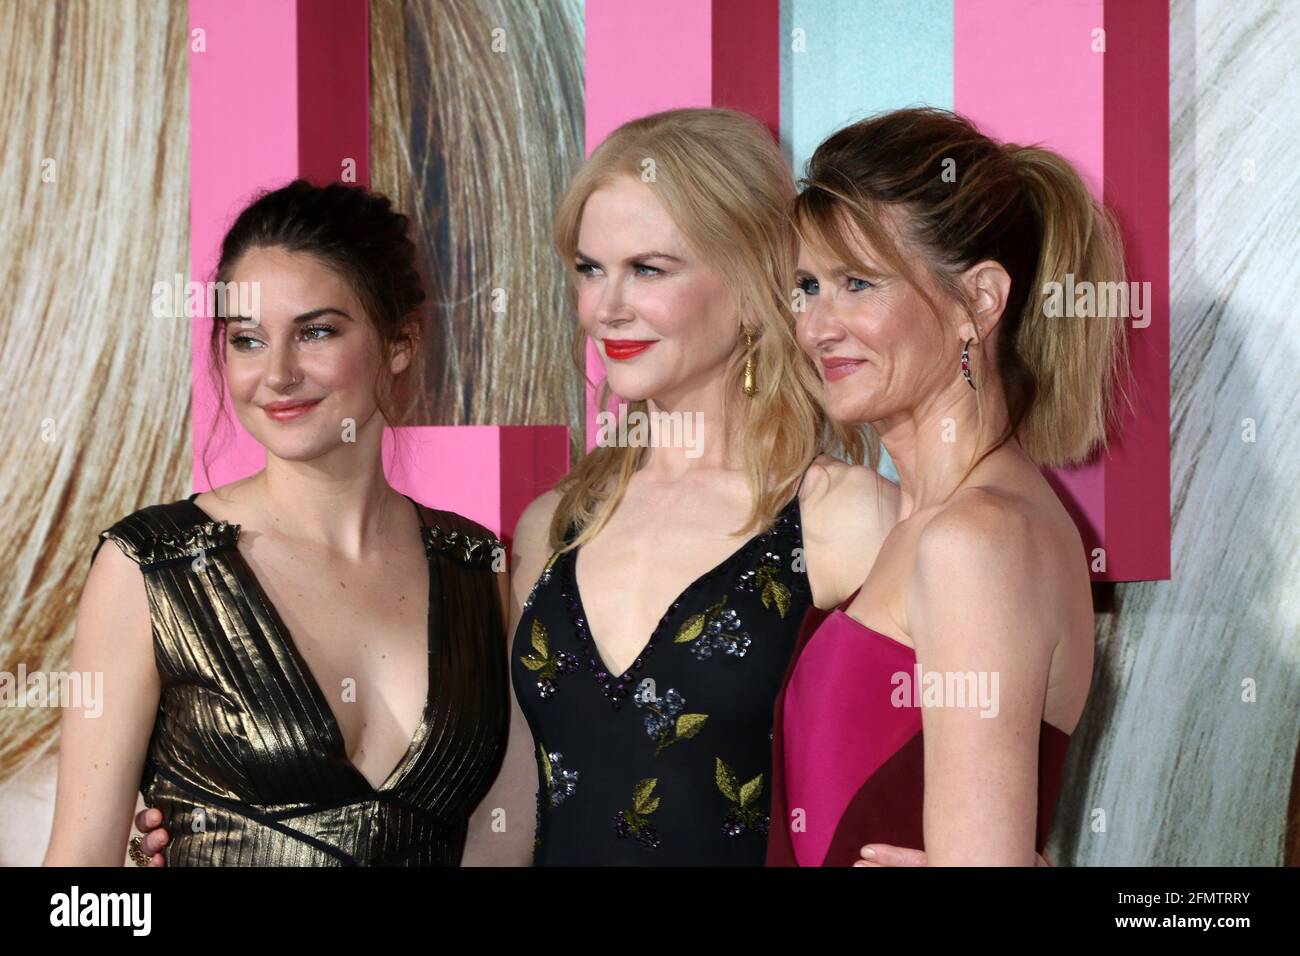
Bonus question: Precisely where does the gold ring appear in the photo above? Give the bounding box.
[128,834,151,867]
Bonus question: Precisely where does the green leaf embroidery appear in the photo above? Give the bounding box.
[675,713,708,740]
[675,597,729,643]
[520,619,556,674]
[655,712,709,756]
[632,777,659,815]
[762,578,792,618]
[674,613,705,644]
[530,618,549,657]
[539,744,553,788]
[715,757,739,802]
[739,773,763,808]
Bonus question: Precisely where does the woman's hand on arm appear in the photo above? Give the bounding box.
[460,492,558,866]
[43,540,161,866]
[903,494,1056,867]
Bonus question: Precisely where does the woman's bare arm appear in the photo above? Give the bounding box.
[460,491,559,866]
[43,540,160,866]
[906,492,1057,866]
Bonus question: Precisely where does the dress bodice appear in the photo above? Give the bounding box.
[93,495,508,866]
[511,491,813,865]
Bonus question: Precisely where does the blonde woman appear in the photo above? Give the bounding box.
[768,107,1127,866]
[44,181,509,866]
[493,108,898,865]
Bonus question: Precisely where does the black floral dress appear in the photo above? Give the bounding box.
[510,490,812,865]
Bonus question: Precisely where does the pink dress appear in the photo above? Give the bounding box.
[766,602,1072,866]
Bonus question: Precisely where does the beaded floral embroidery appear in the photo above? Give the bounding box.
[632,679,708,755]
[559,494,804,709]
[716,757,770,837]
[673,595,752,659]
[539,744,579,807]
[519,618,580,699]
[734,549,793,618]
[613,778,662,849]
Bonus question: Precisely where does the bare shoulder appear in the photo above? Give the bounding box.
[915,486,1040,575]
[796,455,899,608]
[508,489,564,602]
[802,453,899,512]
[916,482,1090,620]
[78,531,152,663]
[85,533,148,608]
[512,488,563,554]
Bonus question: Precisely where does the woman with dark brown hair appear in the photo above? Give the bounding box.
[768,107,1129,867]
[44,181,509,866]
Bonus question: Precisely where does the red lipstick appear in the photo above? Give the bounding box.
[603,339,657,361]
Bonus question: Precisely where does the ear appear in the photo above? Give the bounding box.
[956,260,1012,343]
[388,323,418,376]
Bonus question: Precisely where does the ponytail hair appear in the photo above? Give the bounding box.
[795,107,1130,469]
[1009,146,1129,464]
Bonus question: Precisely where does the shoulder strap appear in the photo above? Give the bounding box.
[93,500,240,572]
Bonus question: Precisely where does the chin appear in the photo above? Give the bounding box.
[257,435,345,462]
[825,393,878,426]
[602,369,661,403]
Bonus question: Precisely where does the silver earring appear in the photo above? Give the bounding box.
[961,339,976,390]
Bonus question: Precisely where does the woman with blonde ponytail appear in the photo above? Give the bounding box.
[768,107,1130,867]
[480,107,898,866]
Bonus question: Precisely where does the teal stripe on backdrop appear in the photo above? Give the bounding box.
[780,0,954,482]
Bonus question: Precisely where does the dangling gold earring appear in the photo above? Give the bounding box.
[743,327,757,396]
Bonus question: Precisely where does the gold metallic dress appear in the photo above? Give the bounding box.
[92,494,508,866]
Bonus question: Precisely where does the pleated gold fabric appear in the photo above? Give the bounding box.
[91,495,508,866]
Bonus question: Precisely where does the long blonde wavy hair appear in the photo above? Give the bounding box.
[548,108,874,552]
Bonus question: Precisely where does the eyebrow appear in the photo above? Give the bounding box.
[218,307,353,324]
[796,264,886,279]
[575,249,685,265]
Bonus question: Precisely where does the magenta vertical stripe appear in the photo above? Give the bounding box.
[296,0,370,188]
[1101,0,1171,581]
[712,0,781,141]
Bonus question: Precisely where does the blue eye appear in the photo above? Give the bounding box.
[797,276,820,296]
[632,263,662,277]
[847,276,873,292]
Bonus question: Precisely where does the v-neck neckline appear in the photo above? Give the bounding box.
[567,493,801,683]
[185,492,436,794]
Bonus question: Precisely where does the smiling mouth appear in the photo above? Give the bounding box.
[261,399,321,422]
[821,358,867,382]
[603,339,657,361]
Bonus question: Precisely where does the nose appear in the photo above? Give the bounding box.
[594,277,634,328]
[264,340,302,392]
[796,290,844,355]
